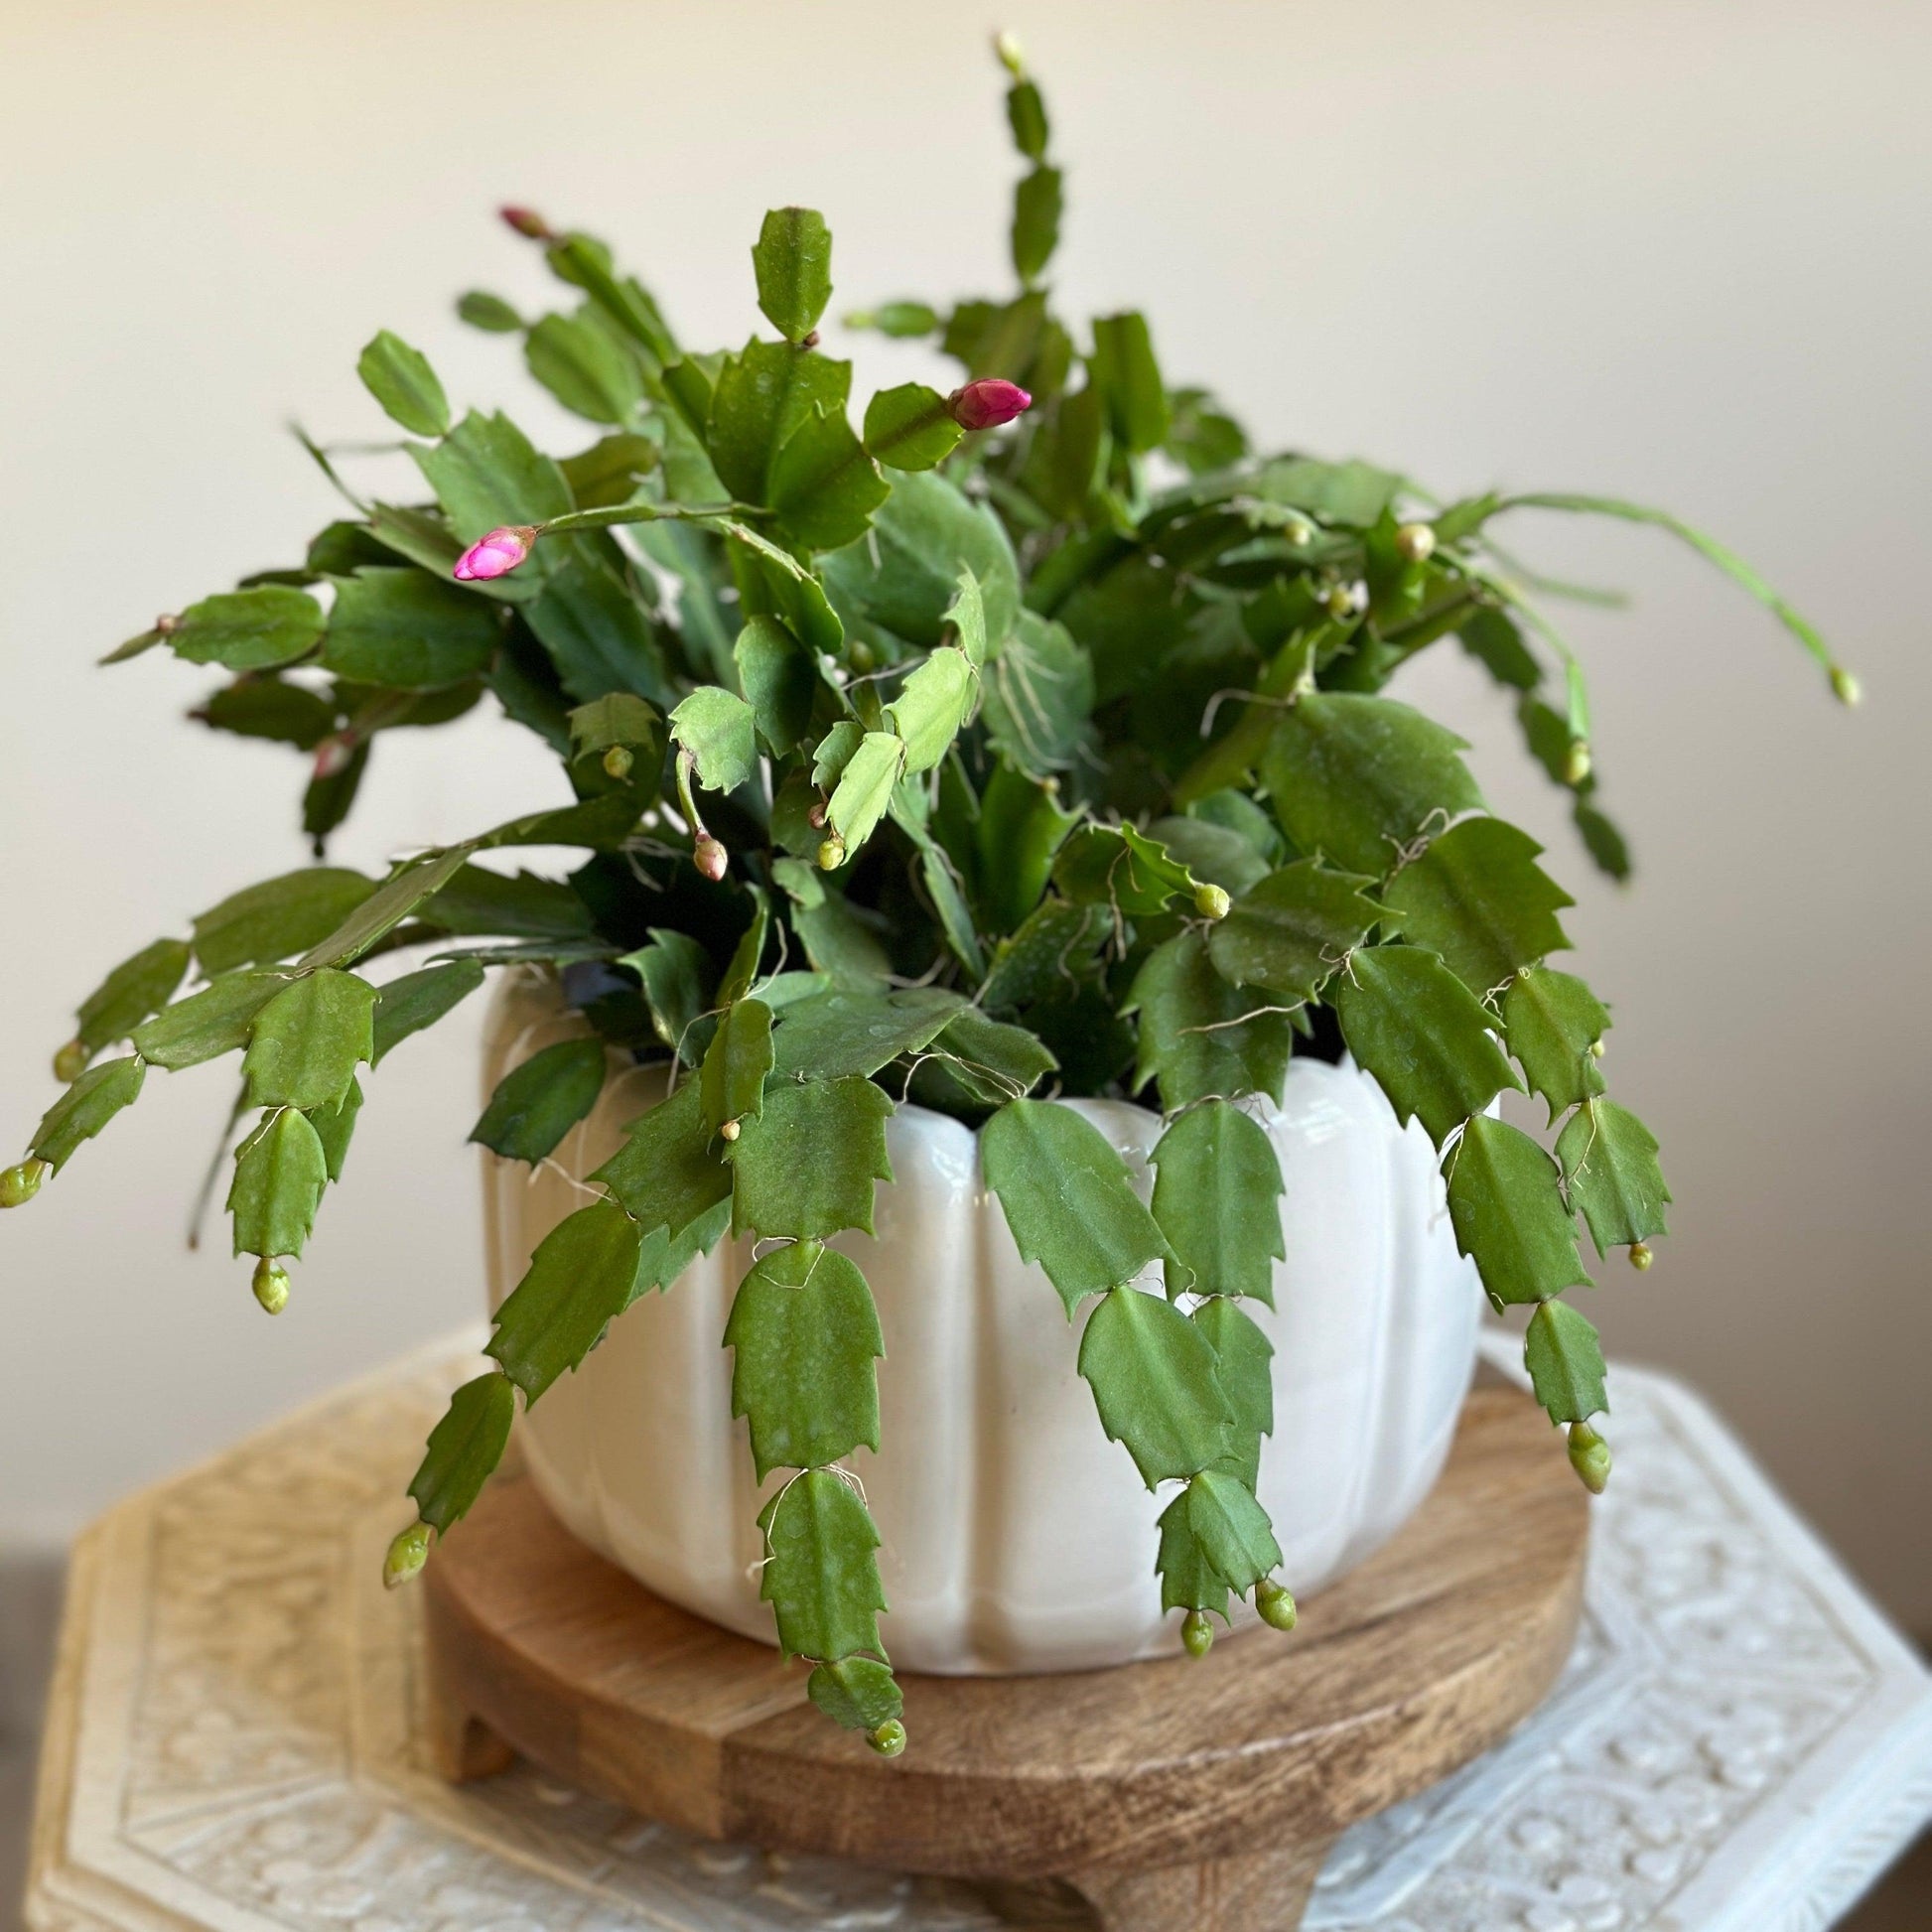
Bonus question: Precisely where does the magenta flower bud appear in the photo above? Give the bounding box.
[947,379,1033,432]
[453,524,538,582]
[499,205,552,241]
[693,834,729,882]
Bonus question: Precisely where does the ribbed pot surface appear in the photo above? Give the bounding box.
[481,972,1481,1674]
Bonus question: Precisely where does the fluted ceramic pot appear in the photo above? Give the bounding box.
[481,971,1483,1675]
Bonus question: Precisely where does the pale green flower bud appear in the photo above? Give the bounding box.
[868,1719,907,1756]
[1256,1579,1298,1631]
[1568,1422,1611,1495]
[1628,1241,1654,1271]
[1564,740,1592,786]
[383,1521,434,1589]
[1832,666,1861,707]
[54,1039,88,1083]
[1394,522,1436,564]
[602,744,633,780]
[1181,1609,1214,1658]
[1193,883,1231,921]
[252,1257,291,1314]
[0,1160,47,1209]
[817,835,847,871]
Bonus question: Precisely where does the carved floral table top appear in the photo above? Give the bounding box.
[26,1330,1932,1932]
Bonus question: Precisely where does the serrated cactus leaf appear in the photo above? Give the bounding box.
[593,1078,732,1242]
[752,207,833,345]
[486,1196,644,1405]
[1383,816,1574,997]
[470,1036,607,1163]
[1186,1466,1283,1592]
[1334,946,1520,1146]
[408,1372,516,1533]
[356,330,450,438]
[74,938,192,1054]
[242,970,376,1112]
[1558,1098,1671,1256]
[756,1467,886,1663]
[699,997,773,1135]
[1151,1101,1285,1306]
[31,1056,145,1174]
[226,1107,328,1259]
[1205,861,1382,1004]
[982,1100,1172,1315]
[1501,969,1606,1125]
[1447,1115,1591,1309]
[725,1241,883,1480]
[727,1075,893,1239]
[1261,693,1483,879]
[1077,1285,1234,1489]
[1524,1299,1608,1425]
[1127,929,1295,1112]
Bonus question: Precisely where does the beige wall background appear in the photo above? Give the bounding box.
[1,0,1926,1626]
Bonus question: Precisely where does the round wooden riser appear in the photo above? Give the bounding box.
[424,1384,1587,1932]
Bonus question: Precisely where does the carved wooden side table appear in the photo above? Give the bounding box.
[26,1331,1932,1932]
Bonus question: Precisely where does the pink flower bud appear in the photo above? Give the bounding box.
[499,205,552,241]
[947,378,1033,432]
[693,834,729,882]
[453,524,538,582]
[311,733,355,781]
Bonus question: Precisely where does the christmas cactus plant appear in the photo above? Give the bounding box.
[3,41,1853,1756]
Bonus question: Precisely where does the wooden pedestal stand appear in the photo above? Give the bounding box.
[424,1384,1587,1932]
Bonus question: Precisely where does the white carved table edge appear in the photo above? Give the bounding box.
[24,1326,1932,1932]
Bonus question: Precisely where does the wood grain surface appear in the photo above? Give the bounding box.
[425,1384,1587,1930]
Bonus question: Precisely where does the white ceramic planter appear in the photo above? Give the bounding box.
[481,972,1482,1675]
